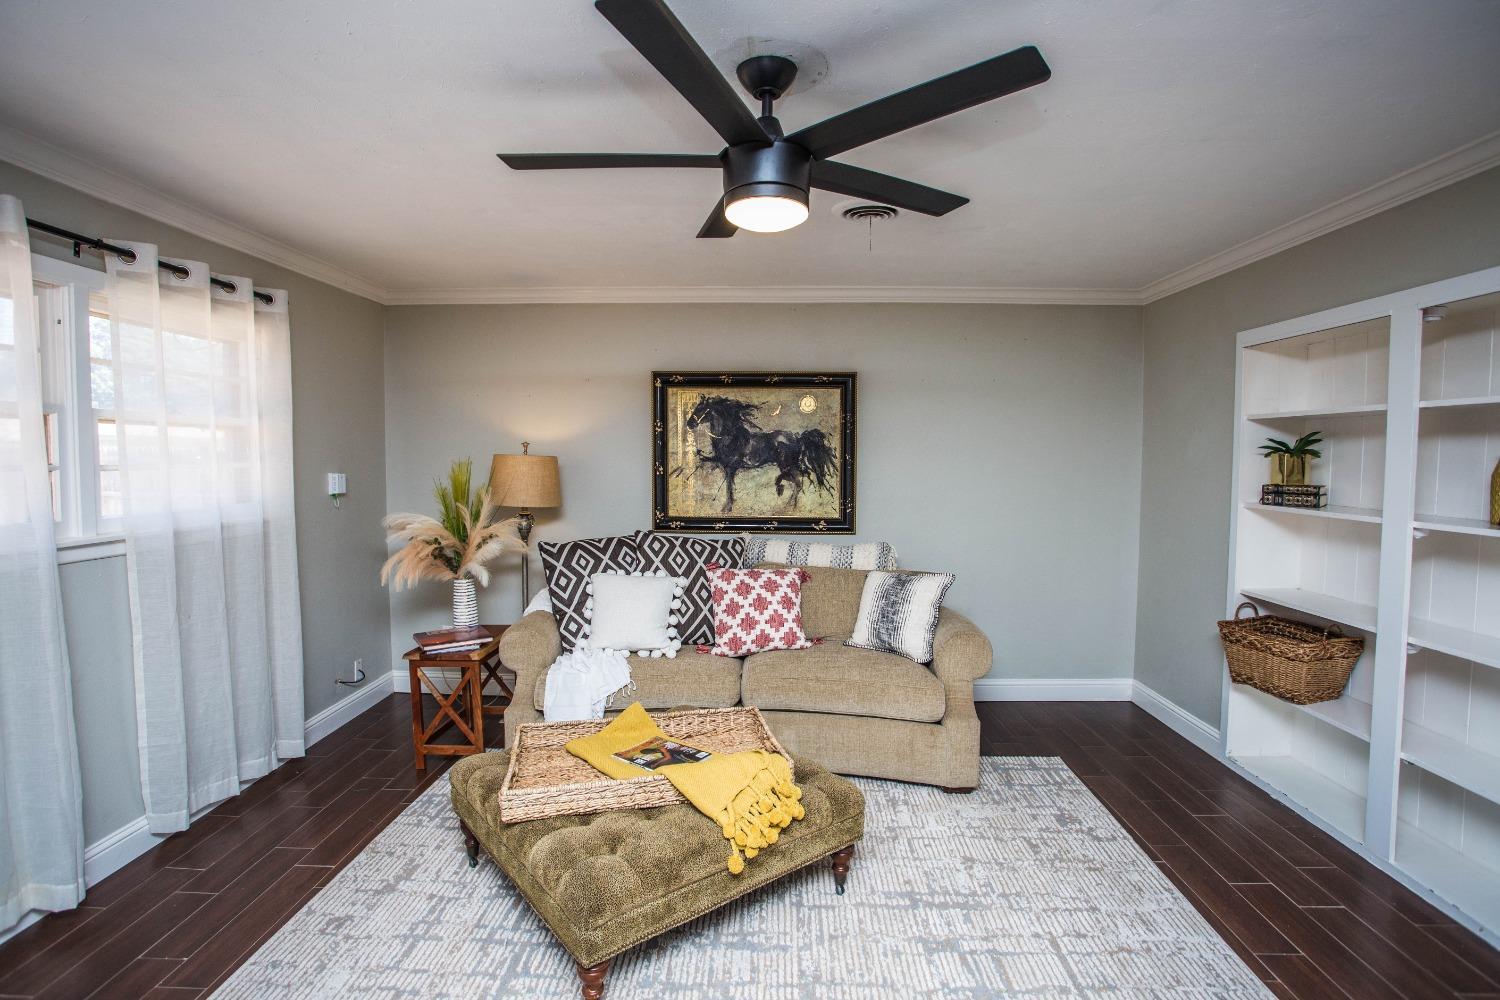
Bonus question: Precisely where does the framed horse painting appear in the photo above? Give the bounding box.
[652,372,856,533]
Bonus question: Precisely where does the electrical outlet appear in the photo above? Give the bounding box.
[336,658,367,687]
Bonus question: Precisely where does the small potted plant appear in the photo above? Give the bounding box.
[1260,432,1323,486]
[380,459,524,628]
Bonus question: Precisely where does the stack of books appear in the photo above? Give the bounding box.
[1260,483,1328,509]
[413,626,491,655]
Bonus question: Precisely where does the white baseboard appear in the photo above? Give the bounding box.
[973,677,1134,701]
[1130,680,1221,755]
[303,668,398,748]
[75,669,400,895]
[83,815,156,888]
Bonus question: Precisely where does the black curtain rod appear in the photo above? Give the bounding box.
[25,218,274,305]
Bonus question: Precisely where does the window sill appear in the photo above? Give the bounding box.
[57,534,126,564]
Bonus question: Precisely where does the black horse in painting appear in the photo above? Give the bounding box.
[684,395,838,513]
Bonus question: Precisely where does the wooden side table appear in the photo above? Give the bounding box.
[403,624,511,770]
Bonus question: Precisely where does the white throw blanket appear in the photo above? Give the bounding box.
[543,646,633,722]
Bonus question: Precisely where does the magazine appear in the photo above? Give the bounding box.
[612,736,713,771]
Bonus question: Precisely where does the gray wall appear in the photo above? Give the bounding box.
[1135,166,1500,728]
[383,303,1146,686]
[0,162,391,844]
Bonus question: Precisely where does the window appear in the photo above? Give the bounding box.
[31,254,120,554]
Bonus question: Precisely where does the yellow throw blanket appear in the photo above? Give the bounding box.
[566,703,805,875]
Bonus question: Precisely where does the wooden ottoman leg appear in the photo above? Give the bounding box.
[460,820,479,869]
[577,959,610,999]
[831,844,855,895]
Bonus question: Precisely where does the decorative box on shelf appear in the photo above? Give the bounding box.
[1260,483,1328,510]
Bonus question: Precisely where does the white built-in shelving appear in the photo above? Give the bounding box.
[1245,502,1383,525]
[1226,270,1500,948]
[1246,403,1389,421]
[1420,395,1500,410]
[1412,514,1500,539]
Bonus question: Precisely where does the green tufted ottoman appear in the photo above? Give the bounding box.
[449,750,864,999]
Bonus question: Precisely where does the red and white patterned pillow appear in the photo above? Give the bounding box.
[705,564,813,657]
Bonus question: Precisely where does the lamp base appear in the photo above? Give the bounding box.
[518,510,534,617]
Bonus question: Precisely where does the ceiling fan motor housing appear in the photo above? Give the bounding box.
[722,139,811,206]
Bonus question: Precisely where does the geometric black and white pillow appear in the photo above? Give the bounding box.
[633,531,746,645]
[538,534,643,652]
[845,571,955,664]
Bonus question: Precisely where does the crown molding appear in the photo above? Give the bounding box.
[1139,130,1500,304]
[5,118,1496,309]
[381,284,1141,306]
[0,122,388,304]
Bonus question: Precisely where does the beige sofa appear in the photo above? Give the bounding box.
[498,565,992,790]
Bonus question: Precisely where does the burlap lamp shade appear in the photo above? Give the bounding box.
[490,443,561,614]
[489,447,561,510]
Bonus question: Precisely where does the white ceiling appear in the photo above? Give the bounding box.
[1,0,1498,302]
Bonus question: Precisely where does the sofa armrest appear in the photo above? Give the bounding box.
[500,609,562,699]
[931,609,992,685]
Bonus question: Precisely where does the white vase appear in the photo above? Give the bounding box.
[452,577,479,629]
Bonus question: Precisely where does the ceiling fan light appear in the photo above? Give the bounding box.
[725,188,809,233]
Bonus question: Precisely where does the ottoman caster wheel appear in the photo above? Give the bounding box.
[831,844,855,895]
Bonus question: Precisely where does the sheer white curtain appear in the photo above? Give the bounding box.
[105,243,303,833]
[0,195,85,926]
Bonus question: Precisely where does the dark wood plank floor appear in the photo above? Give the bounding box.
[1,696,1496,999]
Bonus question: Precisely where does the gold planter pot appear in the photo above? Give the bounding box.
[1269,454,1310,486]
[1490,458,1500,526]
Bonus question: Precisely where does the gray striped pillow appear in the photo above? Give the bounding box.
[845,571,955,663]
[739,535,898,571]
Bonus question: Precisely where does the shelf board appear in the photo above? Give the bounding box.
[1402,724,1500,806]
[1300,698,1372,741]
[1240,587,1377,633]
[1395,823,1500,933]
[1245,502,1383,524]
[1234,755,1366,841]
[1407,617,1500,670]
[1412,514,1500,539]
[1245,403,1388,421]
[1419,394,1500,410]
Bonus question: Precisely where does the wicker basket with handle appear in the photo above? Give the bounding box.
[1218,602,1363,704]
[498,706,792,823]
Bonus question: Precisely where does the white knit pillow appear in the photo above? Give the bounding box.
[582,570,688,658]
[845,571,955,663]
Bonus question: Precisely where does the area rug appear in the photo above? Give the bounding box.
[211,757,1270,998]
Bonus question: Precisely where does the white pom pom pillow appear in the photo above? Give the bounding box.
[581,570,689,658]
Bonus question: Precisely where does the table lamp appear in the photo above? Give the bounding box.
[489,442,562,615]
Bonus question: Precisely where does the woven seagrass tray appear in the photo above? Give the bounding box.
[498,706,792,823]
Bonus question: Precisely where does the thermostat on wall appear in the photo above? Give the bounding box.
[327,473,347,508]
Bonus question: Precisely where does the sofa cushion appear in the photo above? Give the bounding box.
[757,564,867,640]
[534,645,742,712]
[741,643,946,724]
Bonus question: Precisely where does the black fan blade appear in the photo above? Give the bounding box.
[810,160,968,216]
[787,46,1050,159]
[697,198,737,238]
[594,0,767,147]
[498,153,721,169]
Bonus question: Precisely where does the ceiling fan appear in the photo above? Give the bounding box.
[498,0,1051,237]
